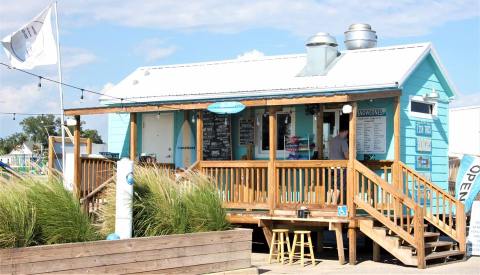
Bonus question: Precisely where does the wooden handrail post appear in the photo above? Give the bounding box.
[268,107,278,214]
[393,96,402,215]
[86,138,92,155]
[456,202,466,252]
[414,204,426,269]
[73,115,81,198]
[129,113,137,161]
[196,111,203,169]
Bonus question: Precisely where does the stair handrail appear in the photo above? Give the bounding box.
[397,161,466,252]
[353,160,422,249]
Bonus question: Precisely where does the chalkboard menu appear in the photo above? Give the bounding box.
[239,119,254,146]
[202,111,232,160]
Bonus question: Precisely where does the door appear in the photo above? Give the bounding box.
[314,110,350,159]
[142,113,174,163]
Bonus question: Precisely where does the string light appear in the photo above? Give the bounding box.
[80,89,84,100]
[191,112,196,123]
[37,76,42,89]
[12,113,15,120]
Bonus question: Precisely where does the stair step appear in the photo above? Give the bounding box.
[425,241,453,249]
[423,232,440,238]
[425,250,464,261]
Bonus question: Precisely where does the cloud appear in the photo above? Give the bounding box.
[1,1,478,38]
[450,92,480,108]
[61,47,97,69]
[237,49,265,60]
[133,38,176,62]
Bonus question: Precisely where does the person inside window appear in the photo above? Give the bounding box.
[329,126,349,160]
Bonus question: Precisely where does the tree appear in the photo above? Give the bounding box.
[0,132,27,155]
[81,129,103,144]
[20,115,61,148]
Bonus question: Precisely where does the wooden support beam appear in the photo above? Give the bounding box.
[329,222,345,265]
[316,104,324,160]
[48,136,54,172]
[268,107,278,214]
[373,242,381,262]
[196,111,203,165]
[73,115,81,198]
[64,90,401,116]
[129,113,137,161]
[348,221,357,265]
[347,102,357,218]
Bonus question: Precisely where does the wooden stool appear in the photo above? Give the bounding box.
[268,229,291,264]
[289,230,315,267]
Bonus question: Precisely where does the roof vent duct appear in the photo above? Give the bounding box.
[299,32,339,76]
[344,23,377,50]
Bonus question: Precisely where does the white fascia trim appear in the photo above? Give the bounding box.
[397,43,431,88]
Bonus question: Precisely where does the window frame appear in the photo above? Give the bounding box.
[408,95,438,119]
[255,107,295,158]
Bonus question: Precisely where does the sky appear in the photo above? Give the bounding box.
[0,0,479,141]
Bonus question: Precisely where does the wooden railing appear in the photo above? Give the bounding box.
[200,161,269,210]
[363,160,394,183]
[80,157,116,213]
[353,160,425,266]
[275,160,348,208]
[398,161,466,250]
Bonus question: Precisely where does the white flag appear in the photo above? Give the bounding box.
[1,5,57,69]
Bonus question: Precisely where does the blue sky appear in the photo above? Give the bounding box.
[0,0,479,140]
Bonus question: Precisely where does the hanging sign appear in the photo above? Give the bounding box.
[455,155,480,213]
[207,101,245,114]
[356,108,386,154]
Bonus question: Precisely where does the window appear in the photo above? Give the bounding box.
[255,108,294,157]
[409,96,437,119]
[411,101,434,114]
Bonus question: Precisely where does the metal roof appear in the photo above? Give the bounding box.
[100,42,455,104]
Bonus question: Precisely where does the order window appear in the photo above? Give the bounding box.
[261,113,292,151]
[411,101,434,114]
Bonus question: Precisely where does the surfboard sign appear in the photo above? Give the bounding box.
[207,101,245,114]
[174,120,196,169]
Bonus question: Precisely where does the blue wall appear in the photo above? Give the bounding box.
[107,113,131,158]
[400,55,452,190]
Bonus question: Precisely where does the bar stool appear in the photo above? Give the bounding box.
[289,230,315,267]
[268,229,291,264]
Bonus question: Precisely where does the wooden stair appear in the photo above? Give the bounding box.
[359,219,465,267]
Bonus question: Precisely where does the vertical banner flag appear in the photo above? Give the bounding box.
[455,155,480,213]
[1,5,57,69]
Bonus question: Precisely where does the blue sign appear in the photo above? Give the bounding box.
[455,155,480,213]
[337,205,348,217]
[416,122,432,137]
[207,101,245,114]
[415,155,431,170]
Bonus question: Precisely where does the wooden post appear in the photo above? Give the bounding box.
[316,104,324,160]
[414,205,425,269]
[196,111,203,166]
[456,202,466,252]
[393,96,402,215]
[73,115,81,198]
[268,107,278,214]
[48,136,54,172]
[347,102,357,265]
[86,138,92,155]
[129,113,137,161]
[373,242,381,262]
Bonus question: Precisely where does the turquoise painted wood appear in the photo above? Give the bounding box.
[107,113,131,158]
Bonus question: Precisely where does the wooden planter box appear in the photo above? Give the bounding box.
[0,229,252,274]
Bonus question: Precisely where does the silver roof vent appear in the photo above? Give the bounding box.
[299,32,339,76]
[344,23,377,50]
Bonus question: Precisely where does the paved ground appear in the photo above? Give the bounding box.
[251,253,480,275]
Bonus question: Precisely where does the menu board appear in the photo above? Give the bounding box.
[202,111,232,160]
[356,108,386,154]
[239,119,254,146]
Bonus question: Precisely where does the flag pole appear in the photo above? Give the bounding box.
[53,1,67,185]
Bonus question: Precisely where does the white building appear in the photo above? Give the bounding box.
[449,105,480,157]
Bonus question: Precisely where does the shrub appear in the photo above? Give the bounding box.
[0,182,38,248]
[97,166,230,237]
[28,178,100,244]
